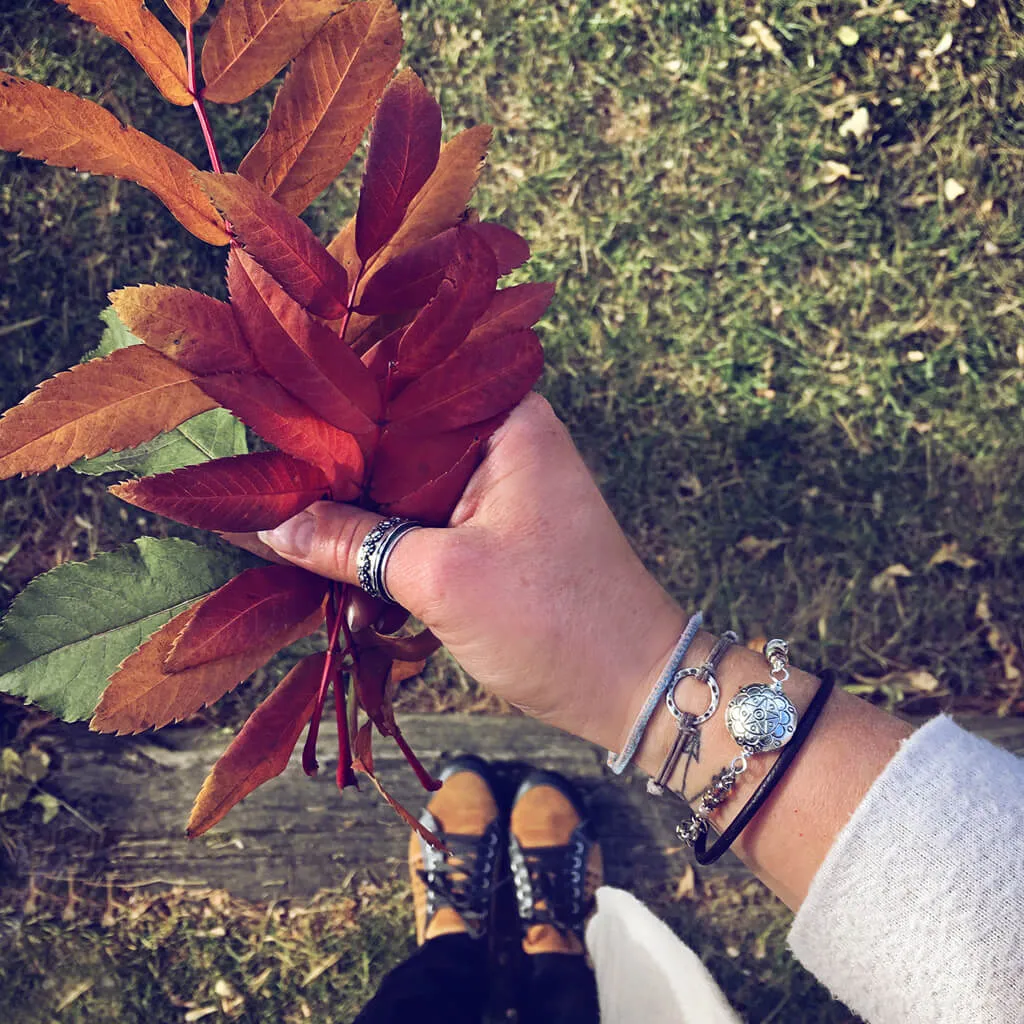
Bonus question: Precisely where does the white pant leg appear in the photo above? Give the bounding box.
[585,886,742,1024]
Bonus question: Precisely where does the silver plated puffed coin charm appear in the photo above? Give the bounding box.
[724,683,798,754]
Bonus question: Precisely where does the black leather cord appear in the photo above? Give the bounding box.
[693,670,837,865]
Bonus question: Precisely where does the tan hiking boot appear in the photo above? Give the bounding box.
[509,770,603,956]
[409,754,503,945]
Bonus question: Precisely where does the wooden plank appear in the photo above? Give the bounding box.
[48,713,1023,900]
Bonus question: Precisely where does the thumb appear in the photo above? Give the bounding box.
[257,502,438,608]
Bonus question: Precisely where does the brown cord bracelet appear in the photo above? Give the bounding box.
[691,669,836,865]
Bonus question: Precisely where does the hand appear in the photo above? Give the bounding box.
[256,393,686,751]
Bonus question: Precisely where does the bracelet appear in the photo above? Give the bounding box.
[607,611,703,775]
[684,669,836,865]
[647,631,736,796]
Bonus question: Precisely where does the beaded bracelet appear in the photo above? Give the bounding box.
[680,670,836,864]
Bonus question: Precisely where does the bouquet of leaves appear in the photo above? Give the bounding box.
[0,0,553,841]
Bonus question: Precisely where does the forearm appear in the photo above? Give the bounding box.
[603,622,912,909]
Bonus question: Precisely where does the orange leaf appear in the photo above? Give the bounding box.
[54,0,192,105]
[201,0,347,104]
[0,347,216,479]
[238,0,401,214]
[165,0,209,28]
[90,599,326,734]
[390,658,427,684]
[186,653,327,836]
[110,285,256,375]
[0,74,229,245]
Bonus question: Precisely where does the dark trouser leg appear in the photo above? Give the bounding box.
[353,933,489,1024]
[518,952,600,1024]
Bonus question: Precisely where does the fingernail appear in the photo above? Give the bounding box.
[259,511,316,557]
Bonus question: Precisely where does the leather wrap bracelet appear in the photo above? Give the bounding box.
[691,669,836,865]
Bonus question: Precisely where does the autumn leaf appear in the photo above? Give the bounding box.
[55,0,192,105]
[355,227,460,316]
[0,74,229,245]
[187,653,327,836]
[397,227,498,375]
[462,282,555,347]
[228,249,380,434]
[201,0,346,104]
[110,285,257,375]
[355,68,442,262]
[167,565,329,670]
[467,222,530,276]
[381,441,485,523]
[238,0,402,214]
[198,372,365,493]
[370,422,487,504]
[165,0,210,28]
[0,347,217,478]
[357,760,444,849]
[386,329,543,436]
[200,173,350,318]
[111,450,331,531]
[91,600,326,734]
[367,124,492,272]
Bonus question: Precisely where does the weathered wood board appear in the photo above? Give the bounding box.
[44,713,1024,901]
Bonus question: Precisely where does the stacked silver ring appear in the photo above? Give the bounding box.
[356,517,423,603]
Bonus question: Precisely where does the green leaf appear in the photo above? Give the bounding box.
[74,408,248,476]
[85,305,144,359]
[74,306,248,476]
[0,538,262,722]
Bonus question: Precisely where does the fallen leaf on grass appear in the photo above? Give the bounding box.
[736,535,786,561]
[933,31,954,57]
[869,563,913,594]
[975,591,1023,685]
[818,160,852,185]
[742,20,782,56]
[839,107,871,141]
[944,178,966,202]
[927,541,979,570]
[673,862,697,902]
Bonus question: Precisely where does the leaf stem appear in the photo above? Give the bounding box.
[337,265,365,342]
[302,585,346,776]
[185,24,224,174]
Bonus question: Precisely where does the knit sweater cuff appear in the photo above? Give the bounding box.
[788,715,1024,1024]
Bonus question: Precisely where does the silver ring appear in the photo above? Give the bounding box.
[666,666,720,726]
[355,517,423,602]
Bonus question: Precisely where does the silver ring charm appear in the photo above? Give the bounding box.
[666,666,720,726]
[355,517,423,602]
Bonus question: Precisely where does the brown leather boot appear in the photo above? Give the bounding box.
[409,754,503,945]
[509,770,603,956]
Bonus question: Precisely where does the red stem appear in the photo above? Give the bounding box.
[302,585,346,776]
[334,672,358,790]
[337,265,365,343]
[393,727,442,792]
[185,24,224,174]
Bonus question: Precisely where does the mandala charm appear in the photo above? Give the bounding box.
[725,683,798,755]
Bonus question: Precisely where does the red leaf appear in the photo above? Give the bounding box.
[167,564,329,670]
[364,627,442,662]
[385,329,543,436]
[186,653,327,837]
[110,285,256,375]
[466,222,530,276]
[370,420,494,504]
[200,173,349,318]
[354,227,458,316]
[379,436,486,524]
[91,601,326,735]
[396,227,498,375]
[0,347,216,478]
[228,249,381,434]
[360,323,404,383]
[351,719,375,773]
[355,69,441,262]
[110,451,330,532]
[198,372,365,495]
[463,282,555,348]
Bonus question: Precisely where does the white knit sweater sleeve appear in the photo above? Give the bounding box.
[788,715,1024,1024]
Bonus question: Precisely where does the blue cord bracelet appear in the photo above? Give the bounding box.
[607,611,703,775]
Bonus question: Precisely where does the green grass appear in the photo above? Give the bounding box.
[1,0,1024,1019]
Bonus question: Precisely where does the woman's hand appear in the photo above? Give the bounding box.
[256,393,686,752]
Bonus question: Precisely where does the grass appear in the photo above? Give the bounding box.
[1,0,1023,1019]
